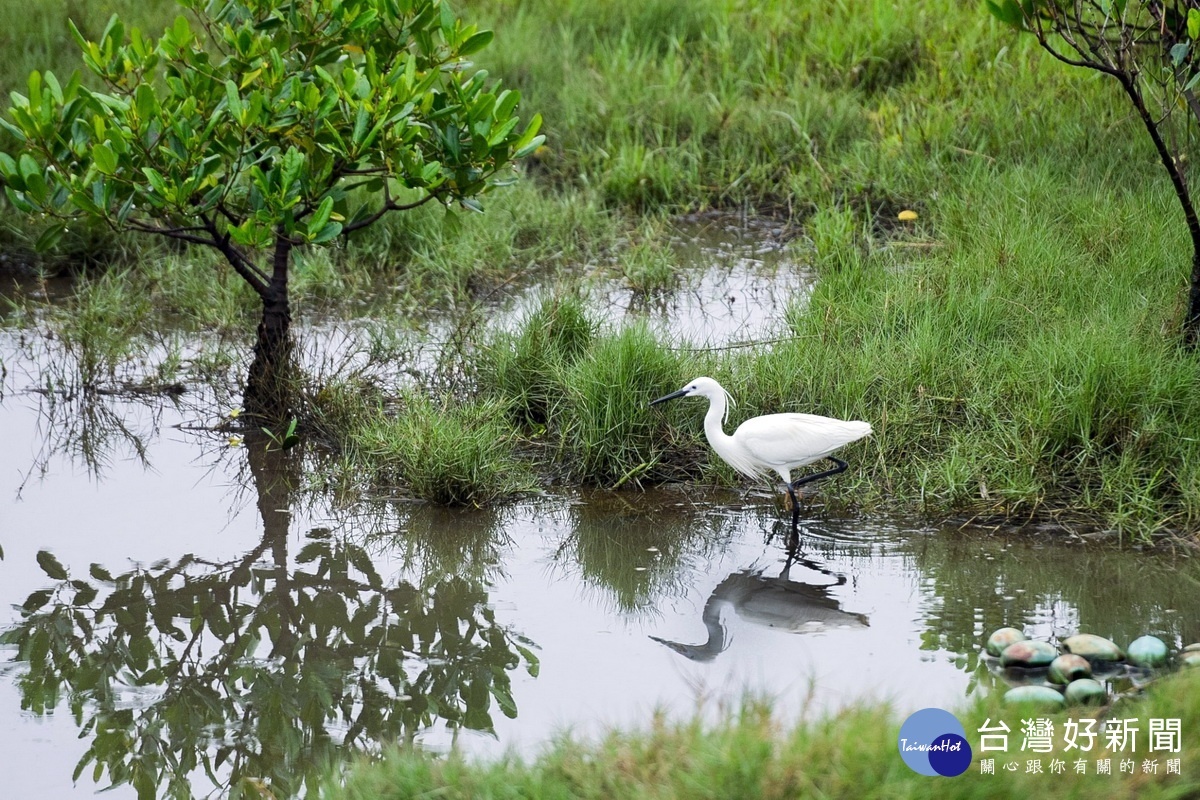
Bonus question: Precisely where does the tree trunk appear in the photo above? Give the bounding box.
[1115,74,1200,348]
[1189,249,1200,349]
[244,237,295,419]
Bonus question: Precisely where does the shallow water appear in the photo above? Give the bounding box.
[4,374,1200,798]
[590,213,811,346]
[3,228,1200,797]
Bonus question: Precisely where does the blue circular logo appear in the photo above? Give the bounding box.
[897,708,972,777]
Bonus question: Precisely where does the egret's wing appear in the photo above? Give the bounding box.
[736,413,871,472]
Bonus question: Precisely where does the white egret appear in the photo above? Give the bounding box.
[649,377,871,526]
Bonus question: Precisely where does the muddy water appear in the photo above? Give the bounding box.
[3,227,1200,798]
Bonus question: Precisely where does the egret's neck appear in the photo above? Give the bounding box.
[668,598,731,662]
[703,391,736,458]
[696,602,731,660]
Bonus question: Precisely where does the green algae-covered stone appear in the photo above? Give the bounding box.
[986,627,1028,657]
[1048,654,1092,685]
[1064,678,1108,706]
[1000,639,1057,668]
[1061,633,1124,662]
[1127,635,1169,668]
[1004,685,1066,709]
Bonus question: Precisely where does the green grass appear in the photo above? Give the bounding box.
[324,667,1200,800]
[335,391,536,506]
[484,293,597,428]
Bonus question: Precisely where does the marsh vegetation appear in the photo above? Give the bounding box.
[4,0,1199,537]
[4,0,1200,795]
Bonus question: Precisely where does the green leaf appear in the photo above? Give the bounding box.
[171,14,193,47]
[92,143,117,175]
[308,195,333,235]
[22,171,48,204]
[487,117,520,148]
[67,19,88,52]
[18,153,40,181]
[43,71,63,105]
[34,223,66,253]
[1190,8,1200,43]
[513,134,545,160]
[5,186,34,212]
[459,30,494,57]
[280,147,304,194]
[224,79,244,122]
[0,117,27,143]
[351,106,371,148]
[142,167,170,199]
[494,89,519,122]
[986,0,1024,28]
[490,683,517,718]
[37,550,68,580]
[516,643,540,677]
[311,220,342,243]
[27,71,42,107]
[1172,42,1191,68]
[510,113,543,159]
[100,14,124,49]
[135,84,158,123]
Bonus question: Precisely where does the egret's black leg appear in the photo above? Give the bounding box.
[783,456,850,532]
[789,457,849,491]
[780,457,852,543]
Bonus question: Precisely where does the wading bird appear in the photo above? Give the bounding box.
[649,377,871,527]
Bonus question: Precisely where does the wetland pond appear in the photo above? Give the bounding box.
[2,222,1200,798]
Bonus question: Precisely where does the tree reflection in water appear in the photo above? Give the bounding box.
[1,432,537,799]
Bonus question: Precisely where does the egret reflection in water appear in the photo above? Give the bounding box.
[650,552,869,662]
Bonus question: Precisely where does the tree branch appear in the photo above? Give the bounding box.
[340,191,442,235]
[124,219,221,248]
[199,213,270,295]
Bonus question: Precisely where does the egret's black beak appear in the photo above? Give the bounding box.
[649,389,688,407]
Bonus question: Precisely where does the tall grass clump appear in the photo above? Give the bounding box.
[346,394,534,506]
[556,324,691,487]
[485,294,596,427]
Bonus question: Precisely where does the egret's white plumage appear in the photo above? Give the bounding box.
[650,377,871,516]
